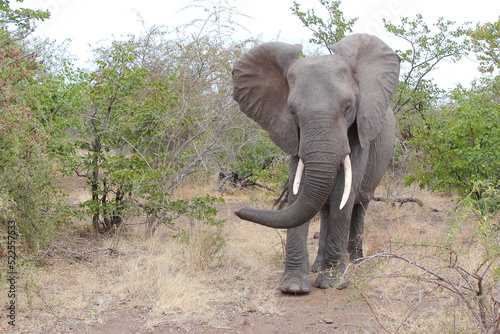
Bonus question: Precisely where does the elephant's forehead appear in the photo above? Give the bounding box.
[287,56,354,105]
[288,55,351,80]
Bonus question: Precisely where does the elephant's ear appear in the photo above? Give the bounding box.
[329,34,400,148]
[232,42,302,155]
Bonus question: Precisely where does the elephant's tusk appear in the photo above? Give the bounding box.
[293,159,305,195]
[339,155,352,210]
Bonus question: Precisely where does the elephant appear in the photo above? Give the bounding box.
[231,34,400,294]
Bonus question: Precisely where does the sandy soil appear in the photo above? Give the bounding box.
[84,288,372,334]
[82,207,380,334]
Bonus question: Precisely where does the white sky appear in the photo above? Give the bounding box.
[13,0,500,89]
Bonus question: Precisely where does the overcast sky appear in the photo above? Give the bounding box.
[13,0,500,89]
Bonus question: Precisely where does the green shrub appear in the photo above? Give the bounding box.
[406,77,500,214]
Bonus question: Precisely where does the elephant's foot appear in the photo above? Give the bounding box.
[315,268,350,290]
[278,272,312,294]
[311,256,324,272]
[348,249,364,264]
[349,254,364,264]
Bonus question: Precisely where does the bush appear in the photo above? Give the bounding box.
[0,106,74,251]
[0,3,74,252]
[406,77,500,214]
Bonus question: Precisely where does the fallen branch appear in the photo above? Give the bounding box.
[218,170,269,190]
[372,195,442,212]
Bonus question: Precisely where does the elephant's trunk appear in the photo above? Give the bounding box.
[235,130,347,228]
[295,155,351,210]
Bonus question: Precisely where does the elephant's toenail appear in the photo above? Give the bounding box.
[337,281,350,290]
[289,283,300,291]
[319,279,330,289]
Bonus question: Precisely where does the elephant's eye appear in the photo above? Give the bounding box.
[290,109,295,115]
[345,104,351,113]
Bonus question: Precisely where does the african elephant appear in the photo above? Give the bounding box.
[232,34,400,294]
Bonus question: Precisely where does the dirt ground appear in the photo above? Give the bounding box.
[2,175,460,334]
[71,207,381,334]
[84,289,369,334]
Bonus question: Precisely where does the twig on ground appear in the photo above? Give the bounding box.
[372,195,443,212]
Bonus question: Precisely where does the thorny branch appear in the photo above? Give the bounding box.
[353,248,500,333]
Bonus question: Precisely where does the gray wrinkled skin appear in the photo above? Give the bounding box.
[232,34,400,294]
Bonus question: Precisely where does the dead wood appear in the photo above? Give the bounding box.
[372,195,443,212]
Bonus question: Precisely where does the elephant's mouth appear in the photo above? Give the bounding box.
[293,155,352,210]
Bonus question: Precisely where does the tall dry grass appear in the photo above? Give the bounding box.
[339,182,489,333]
[3,174,492,333]
[2,182,286,332]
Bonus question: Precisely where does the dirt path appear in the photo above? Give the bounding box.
[79,201,385,333]
[85,285,375,334]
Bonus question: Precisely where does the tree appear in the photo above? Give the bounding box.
[122,26,248,234]
[291,0,357,50]
[384,14,471,116]
[380,15,472,182]
[468,16,500,74]
[398,16,499,213]
[0,0,49,41]
[406,77,500,214]
[0,1,74,251]
[50,12,258,234]
[70,42,159,233]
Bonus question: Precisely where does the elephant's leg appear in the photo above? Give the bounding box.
[278,156,312,294]
[347,202,368,262]
[279,222,312,294]
[315,177,355,290]
[345,108,395,263]
[313,125,373,289]
[311,206,329,272]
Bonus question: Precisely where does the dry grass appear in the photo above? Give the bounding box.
[2,179,285,332]
[340,183,491,333]
[2,175,494,333]
[4,228,285,331]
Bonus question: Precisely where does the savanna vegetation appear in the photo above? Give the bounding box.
[0,0,498,332]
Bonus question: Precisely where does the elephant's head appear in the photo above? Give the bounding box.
[232,34,400,229]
